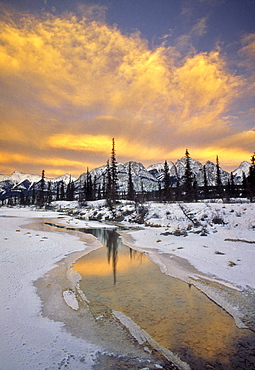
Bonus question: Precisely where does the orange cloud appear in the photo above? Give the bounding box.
[48,133,171,161]
[0,8,251,176]
[0,151,87,178]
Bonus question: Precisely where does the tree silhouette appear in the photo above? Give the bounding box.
[127,162,135,200]
[163,160,170,201]
[46,181,52,206]
[203,165,209,199]
[110,138,118,203]
[66,176,75,201]
[84,168,93,201]
[216,156,223,198]
[106,159,112,205]
[183,149,194,201]
[106,138,118,205]
[248,152,255,201]
[60,180,65,200]
[38,170,45,207]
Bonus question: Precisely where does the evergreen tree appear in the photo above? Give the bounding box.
[230,172,236,198]
[97,184,102,200]
[102,173,106,199]
[226,179,231,201]
[78,178,85,206]
[20,191,25,206]
[66,179,71,201]
[158,181,162,202]
[140,181,144,203]
[247,152,255,201]
[163,160,170,201]
[84,168,93,201]
[60,180,65,200]
[216,156,223,197]
[38,170,45,207]
[66,176,74,201]
[46,181,52,205]
[127,162,135,200]
[110,138,118,203]
[193,178,198,201]
[106,160,112,205]
[8,197,13,206]
[242,171,247,197]
[203,165,209,199]
[31,183,36,205]
[183,149,194,201]
[56,182,60,201]
[172,162,180,201]
[106,139,119,205]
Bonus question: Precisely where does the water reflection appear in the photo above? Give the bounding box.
[73,228,255,370]
[76,228,146,285]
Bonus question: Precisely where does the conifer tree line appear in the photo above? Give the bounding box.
[2,142,255,207]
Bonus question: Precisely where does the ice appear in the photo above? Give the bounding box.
[63,290,79,310]
[0,201,255,369]
[0,207,101,369]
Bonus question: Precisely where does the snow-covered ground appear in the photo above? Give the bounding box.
[127,201,255,290]
[0,201,255,369]
[55,199,255,290]
[0,208,102,370]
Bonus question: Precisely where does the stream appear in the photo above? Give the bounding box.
[72,227,255,370]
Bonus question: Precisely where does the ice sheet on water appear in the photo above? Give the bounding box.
[63,289,79,310]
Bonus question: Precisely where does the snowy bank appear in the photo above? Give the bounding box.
[53,199,255,290]
[0,207,181,370]
[51,199,255,330]
[126,201,255,290]
[0,207,103,369]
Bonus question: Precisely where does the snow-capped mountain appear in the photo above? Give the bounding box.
[51,174,77,184]
[147,162,175,182]
[232,161,251,184]
[0,171,76,198]
[0,171,41,185]
[0,158,253,199]
[202,161,229,186]
[76,162,159,192]
[147,158,230,186]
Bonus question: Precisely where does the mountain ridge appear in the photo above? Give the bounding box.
[0,159,252,199]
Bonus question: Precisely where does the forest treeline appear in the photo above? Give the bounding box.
[2,140,255,207]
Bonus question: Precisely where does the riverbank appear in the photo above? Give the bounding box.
[0,203,255,369]
[53,199,255,330]
[0,207,186,369]
[0,208,103,369]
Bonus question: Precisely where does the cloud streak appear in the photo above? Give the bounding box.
[0,7,253,176]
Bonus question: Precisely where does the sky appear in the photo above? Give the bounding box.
[0,0,254,177]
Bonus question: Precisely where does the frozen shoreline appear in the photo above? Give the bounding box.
[0,208,104,369]
[32,218,190,369]
[1,203,255,369]
[0,207,186,369]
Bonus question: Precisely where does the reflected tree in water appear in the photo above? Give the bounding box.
[80,228,146,285]
[106,230,119,284]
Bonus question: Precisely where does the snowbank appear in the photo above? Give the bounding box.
[1,201,254,368]
[0,208,101,370]
[127,201,255,290]
[52,199,255,290]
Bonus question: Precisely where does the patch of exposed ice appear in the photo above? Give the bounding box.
[113,310,191,370]
[63,289,79,310]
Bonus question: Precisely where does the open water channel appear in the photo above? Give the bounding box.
[71,227,255,370]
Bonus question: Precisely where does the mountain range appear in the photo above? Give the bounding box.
[0,158,251,199]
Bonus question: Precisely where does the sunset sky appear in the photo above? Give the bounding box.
[0,0,254,177]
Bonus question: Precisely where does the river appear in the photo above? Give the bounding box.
[72,227,255,370]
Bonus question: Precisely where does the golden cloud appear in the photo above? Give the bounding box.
[48,133,170,161]
[0,150,87,177]
[0,8,250,175]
